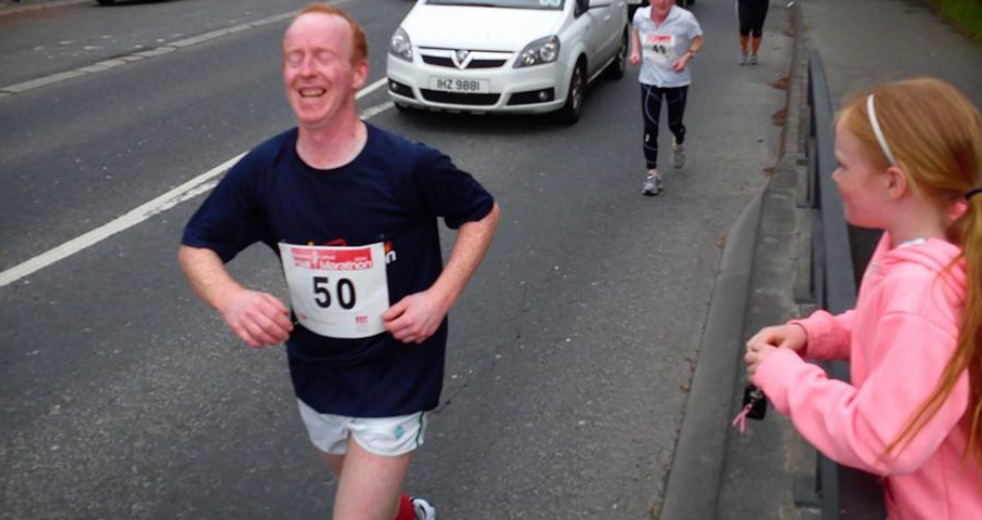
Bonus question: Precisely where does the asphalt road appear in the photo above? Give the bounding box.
[0,0,790,518]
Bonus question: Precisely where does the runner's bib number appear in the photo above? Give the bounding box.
[278,242,390,339]
[643,34,676,64]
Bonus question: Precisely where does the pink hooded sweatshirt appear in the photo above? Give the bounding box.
[753,234,981,520]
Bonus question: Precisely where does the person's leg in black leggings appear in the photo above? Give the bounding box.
[665,86,688,168]
[750,0,769,61]
[640,83,667,195]
[641,83,664,171]
[737,0,754,62]
[666,86,688,146]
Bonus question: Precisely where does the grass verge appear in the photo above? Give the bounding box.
[926,0,982,43]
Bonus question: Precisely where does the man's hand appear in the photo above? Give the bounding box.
[629,51,641,65]
[382,290,449,344]
[218,288,293,348]
[381,202,498,345]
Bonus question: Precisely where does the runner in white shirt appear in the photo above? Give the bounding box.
[629,0,704,196]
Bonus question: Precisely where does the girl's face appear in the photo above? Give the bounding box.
[832,117,891,229]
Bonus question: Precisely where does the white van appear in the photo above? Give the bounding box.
[386,0,629,124]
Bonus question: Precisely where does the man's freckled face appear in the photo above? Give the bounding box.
[282,14,361,128]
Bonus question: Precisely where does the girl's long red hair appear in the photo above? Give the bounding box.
[840,78,982,464]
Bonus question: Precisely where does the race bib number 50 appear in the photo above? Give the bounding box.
[278,242,390,339]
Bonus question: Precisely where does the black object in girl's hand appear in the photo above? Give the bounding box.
[742,384,767,420]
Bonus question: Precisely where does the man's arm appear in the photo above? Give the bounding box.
[383,202,501,344]
[178,245,293,348]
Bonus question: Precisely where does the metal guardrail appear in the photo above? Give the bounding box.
[803,49,886,520]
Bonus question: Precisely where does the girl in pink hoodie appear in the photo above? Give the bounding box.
[744,78,982,520]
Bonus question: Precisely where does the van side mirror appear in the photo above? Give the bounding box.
[575,0,588,16]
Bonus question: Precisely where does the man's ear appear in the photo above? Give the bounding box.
[884,165,910,201]
[352,59,369,91]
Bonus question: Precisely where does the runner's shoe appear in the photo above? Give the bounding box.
[642,170,663,196]
[747,53,758,65]
[412,497,436,520]
[672,141,686,169]
[739,52,749,65]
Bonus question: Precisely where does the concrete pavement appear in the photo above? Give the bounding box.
[667,1,982,519]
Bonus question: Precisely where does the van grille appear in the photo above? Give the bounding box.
[420,90,500,106]
[421,56,508,69]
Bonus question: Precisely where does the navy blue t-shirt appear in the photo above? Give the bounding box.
[182,124,494,416]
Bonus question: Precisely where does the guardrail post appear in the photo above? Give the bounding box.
[804,49,885,520]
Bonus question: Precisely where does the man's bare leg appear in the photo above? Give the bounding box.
[319,451,345,477]
[331,439,413,520]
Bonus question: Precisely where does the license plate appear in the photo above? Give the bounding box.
[429,77,490,94]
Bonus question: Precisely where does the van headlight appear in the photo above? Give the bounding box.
[514,36,560,68]
[389,28,413,62]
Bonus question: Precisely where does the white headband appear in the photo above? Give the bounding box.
[866,94,897,165]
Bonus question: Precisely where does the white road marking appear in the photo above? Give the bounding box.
[361,101,395,120]
[0,79,395,288]
[2,12,291,94]
[358,77,389,99]
[0,0,351,95]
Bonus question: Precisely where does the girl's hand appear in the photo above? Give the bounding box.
[745,342,778,377]
[746,324,807,354]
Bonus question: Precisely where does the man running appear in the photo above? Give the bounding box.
[178,5,500,520]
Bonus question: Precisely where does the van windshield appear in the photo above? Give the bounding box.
[424,0,567,10]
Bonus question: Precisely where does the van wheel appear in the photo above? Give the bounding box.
[556,62,585,125]
[605,31,628,80]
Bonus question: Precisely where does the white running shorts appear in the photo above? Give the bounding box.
[297,400,427,457]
